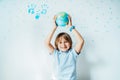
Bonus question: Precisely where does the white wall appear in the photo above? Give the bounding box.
[0,0,120,80]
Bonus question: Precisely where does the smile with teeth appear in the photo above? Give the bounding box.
[61,47,66,48]
[60,46,68,50]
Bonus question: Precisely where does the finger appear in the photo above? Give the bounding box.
[68,19,72,26]
[54,15,57,20]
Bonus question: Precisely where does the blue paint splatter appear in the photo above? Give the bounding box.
[28,4,36,14]
[27,2,48,20]
[41,9,47,14]
[35,10,41,20]
[35,14,40,19]
[41,4,48,9]
[91,40,94,42]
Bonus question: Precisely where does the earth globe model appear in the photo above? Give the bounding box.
[55,12,69,27]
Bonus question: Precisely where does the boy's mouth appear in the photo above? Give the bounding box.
[60,47,67,48]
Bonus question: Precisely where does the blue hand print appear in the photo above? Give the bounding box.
[28,4,36,14]
[41,3,48,14]
[41,4,48,9]
[27,2,48,20]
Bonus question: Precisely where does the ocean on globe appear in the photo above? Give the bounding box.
[55,12,69,27]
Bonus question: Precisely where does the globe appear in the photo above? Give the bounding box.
[55,12,69,27]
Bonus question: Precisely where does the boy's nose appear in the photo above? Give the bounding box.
[61,43,66,47]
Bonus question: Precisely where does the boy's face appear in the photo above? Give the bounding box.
[57,37,70,52]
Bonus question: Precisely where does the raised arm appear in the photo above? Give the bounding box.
[68,15,84,54]
[45,16,57,54]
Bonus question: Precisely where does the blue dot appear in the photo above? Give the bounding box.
[41,9,47,14]
[35,14,40,19]
[91,40,94,42]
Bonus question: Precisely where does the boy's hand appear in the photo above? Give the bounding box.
[67,15,72,28]
[53,15,58,27]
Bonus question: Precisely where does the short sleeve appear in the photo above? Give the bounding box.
[72,48,79,58]
[49,49,57,55]
[50,49,58,56]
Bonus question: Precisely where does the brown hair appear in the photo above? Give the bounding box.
[55,32,72,50]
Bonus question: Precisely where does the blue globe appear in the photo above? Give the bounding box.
[55,12,69,27]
